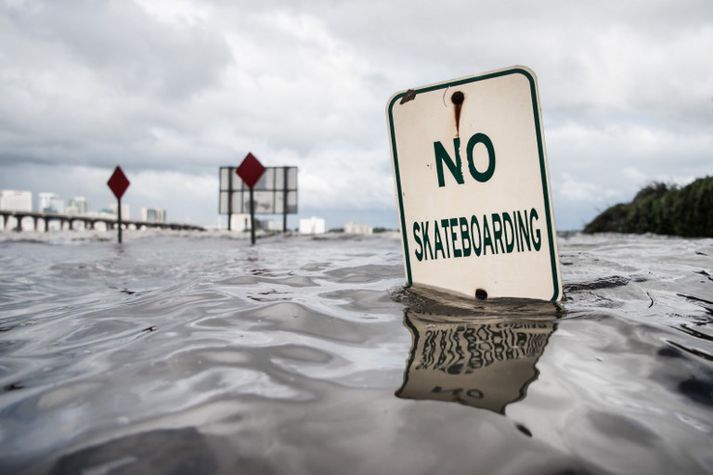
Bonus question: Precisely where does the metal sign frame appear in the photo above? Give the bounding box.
[219,166,298,231]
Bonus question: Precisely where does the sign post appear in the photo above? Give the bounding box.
[107,166,130,244]
[283,167,288,232]
[227,171,233,231]
[236,152,266,245]
[249,185,255,244]
[386,66,562,301]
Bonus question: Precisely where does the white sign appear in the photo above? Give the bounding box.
[386,66,562,302]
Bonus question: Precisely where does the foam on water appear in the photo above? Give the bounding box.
[0,231,712,474]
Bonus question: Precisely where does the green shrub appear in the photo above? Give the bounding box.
[583,177,713,237]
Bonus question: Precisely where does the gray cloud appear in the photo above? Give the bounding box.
[0,0,711,228]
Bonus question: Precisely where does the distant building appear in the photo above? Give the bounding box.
[110,203,130,219]
[264,220,283,231]
[0,190,32,212]
[230,214,252,232]
[299,216,326,234]
[344,222,373,235]
[39,192,64,213]
[66,196,88,215]
[141,207,167,223]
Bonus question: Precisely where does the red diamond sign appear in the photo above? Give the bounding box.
[236,152,266,189]
[107,166,130,199]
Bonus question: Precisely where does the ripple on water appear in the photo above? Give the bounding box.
[0,233,711,474]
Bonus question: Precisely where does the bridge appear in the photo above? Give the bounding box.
[0,210,205,232]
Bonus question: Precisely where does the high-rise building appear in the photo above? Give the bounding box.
[140,207,167,223]
[39,192,64,213]
[110,203,130,219]
[0,190,32,212]
[66,196,88,215]
[299,217,326,234]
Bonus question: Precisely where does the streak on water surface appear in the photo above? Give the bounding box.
[0,231,712,474]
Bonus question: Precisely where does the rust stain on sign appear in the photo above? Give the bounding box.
[451,91,465,136]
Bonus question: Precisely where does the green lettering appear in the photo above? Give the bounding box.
[518,210,531,252]
[422,221,433,260]
[413,221,423,262]
[491,213,504,254]
[466,133,496,182]
[450,217,461,258]
[434,220,445,259]
[434,138,464,187]
[440,218,452,258]
[482,215,494,255]
[503,212,515,253]
[470,215,482,256]
[459,217,471,257]
[530,208,541,251]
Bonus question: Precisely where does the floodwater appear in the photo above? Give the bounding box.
[0,231,711,474]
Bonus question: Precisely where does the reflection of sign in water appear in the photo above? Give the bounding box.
[219,166,298,215]
[396,310,555,414]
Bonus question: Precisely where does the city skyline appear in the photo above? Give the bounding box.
[0,187,169,222]
[0,174,374,230]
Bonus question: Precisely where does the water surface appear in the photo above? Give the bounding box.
[1,232,712,474]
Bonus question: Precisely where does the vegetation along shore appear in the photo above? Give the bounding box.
[584,176,713,237]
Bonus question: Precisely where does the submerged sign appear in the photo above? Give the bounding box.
[386,66,562,301]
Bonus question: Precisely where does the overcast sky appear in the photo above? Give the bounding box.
[1,0,711,229]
